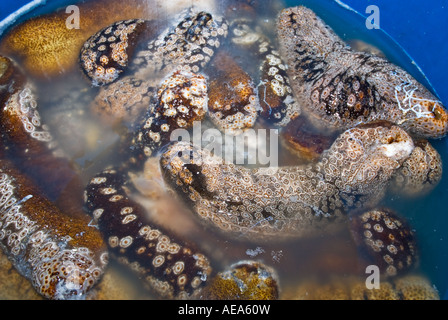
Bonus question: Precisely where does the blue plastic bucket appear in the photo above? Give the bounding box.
[1,0,447,300]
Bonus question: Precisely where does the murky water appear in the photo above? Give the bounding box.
[1,0,447,299]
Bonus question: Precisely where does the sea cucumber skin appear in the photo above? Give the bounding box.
[0,160,108,300]
[0,56,81,202]
[130,10,228,78]
[125,70,209,172]
[207,50,260,135]
[349,209,418,278]
[389,139,442,197]
[1,56,108,299]
[160,123,414,242]
[229,19,300,126]
[277,6,448,139]
[80,19,152,86]
[83,168,212,299]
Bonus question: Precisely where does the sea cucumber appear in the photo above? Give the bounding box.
[201,260,279,300]
[80,19,152,86]
[0,159,108,299]
[0,56,81,201]
[280,116,335,162]
[1,56,108,299]
[277,6,448,139]
[0,0,157,78]
[206,50,260,135]
[125,70,209,171]
[90,76,157,127]
[349,209,418,277]
[130,9,228,79]
[229,20,300,126]
[389,139,442,197]
[83,168,212,299]
[160,123,414,241]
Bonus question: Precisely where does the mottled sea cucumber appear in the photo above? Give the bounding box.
[349,209,418,277]
[200,260,279,300]
[1,56,108,299]
[160,123,415,242]
[389,139,442,197]
[90,76,158,127]
[130,9,228,79]
[229,19,300,126]
[0,56,82,202]
[0,158,108,299]
[277,6,448,139]
[206,50,260,135]
[83,168,212,299]
[280,115,335,162]
[80,19,155,86]
[125,70,209,172]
